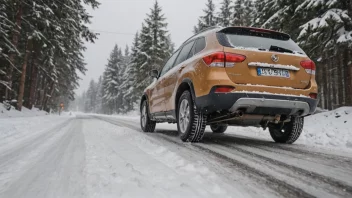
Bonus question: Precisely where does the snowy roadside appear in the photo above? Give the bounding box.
[0,114,75,146]
[0,103,49,118]
[110,107,352,151]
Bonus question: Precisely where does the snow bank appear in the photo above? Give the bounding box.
[227,107,352,151]
[0,102,48,118]
[299,107,352,149]
[0,115,71,145]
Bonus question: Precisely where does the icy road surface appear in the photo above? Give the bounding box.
[1,114,352,198]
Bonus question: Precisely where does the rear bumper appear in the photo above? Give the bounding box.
[195,91,318,116]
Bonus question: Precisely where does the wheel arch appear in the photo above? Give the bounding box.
[140,94,149,111]
[175,79,197,116]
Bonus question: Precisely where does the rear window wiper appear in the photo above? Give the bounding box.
[269,45,293,54]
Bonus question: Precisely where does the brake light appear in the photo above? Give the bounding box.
[300,60,316,75]
[309,93,317,99]
[215,86,235,93]
[203,52,225,67]
[203,52,246,67]
[225,53,246,67]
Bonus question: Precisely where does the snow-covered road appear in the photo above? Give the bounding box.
[1,114,352,198]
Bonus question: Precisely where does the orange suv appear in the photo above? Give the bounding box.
[140,27,318,144]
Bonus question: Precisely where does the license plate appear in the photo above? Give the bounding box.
[257,68,290,78]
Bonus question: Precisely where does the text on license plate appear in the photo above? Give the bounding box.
[257,68,290,78]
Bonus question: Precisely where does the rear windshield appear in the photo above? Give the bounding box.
[218,28,305,55]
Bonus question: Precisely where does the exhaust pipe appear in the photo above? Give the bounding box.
[235,110,244,118]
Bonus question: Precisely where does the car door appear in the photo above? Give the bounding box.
[163,40,196,114]
[150,50,181,115]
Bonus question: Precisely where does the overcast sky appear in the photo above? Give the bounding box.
[78,0,222,94]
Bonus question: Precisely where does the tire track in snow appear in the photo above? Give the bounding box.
[204,142,352,197]
[0,119,72,169]
[206,133,352,164]
[95,116,315,198]
[2,119,86,198]
[154,134,316,198]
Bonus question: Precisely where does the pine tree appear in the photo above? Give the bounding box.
[218,0,233,27]
[135,1,173,95]
[233,0,245,26]
[296,0,352,108]
[118,45,131,114]
[102,45,123,114]
[0,0,99,112]
[252,0,279,27]
[260,0,303,37]
[95,76,103,113]
[125,32,141,111]
[194,0,217,33]
[86,79,97,113]
[233,0,254,27]
[243,0,255,27]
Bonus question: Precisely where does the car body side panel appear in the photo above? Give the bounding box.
[147,80,165,114]
[164,33,225,112]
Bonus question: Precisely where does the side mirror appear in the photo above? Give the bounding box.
[149,69,159,79]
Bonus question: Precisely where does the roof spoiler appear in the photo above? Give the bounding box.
[217,27,291,40]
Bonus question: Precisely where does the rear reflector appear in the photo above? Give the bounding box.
[309,93,317,99]
[300,60,316,75]
[214,86,235,93]
[203,52,246,67]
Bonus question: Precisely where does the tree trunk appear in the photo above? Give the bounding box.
[343,49,352,106]
[17,37,33,111]
[28,51,38,109]
[322,55,329,109]
[337,50,344,107]
[316,61,323,108]
[6,1,23,100]
[43,81,55,112]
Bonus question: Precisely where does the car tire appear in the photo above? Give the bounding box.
[177,90,207,142]
[210,124,228,133]
[269,117,304,144]
[140,100,156,132]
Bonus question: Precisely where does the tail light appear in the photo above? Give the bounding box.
[309,93,317,99]
[203,52,246,67]
[300,60,316,75]
[215,86,235,93]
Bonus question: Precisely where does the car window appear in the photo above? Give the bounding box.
[159,50,180,77]
[217,27,305,54]
[195,37,206,54]
[174,40,195,66]
[188,37,206,59]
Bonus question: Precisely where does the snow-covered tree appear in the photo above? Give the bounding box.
[0,0,99,112]
[252,0,279,27]
[95,76,103,113]
[86,79,98,113]
[102,45,123,114]
[123,33,141,112]
[243,0,255,27]
[194,0,217,33]
[233,0,245,26]
[233,0,255,26]
[259,0,303,38]
[295,0,352,109]
[135,1,173,94]
[218,0,233,27]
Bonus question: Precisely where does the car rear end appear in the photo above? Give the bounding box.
[194,27,318,123]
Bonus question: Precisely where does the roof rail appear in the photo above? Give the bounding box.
[182,26,221,45]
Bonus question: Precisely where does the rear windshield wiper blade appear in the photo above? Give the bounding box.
[269,45,293,54]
